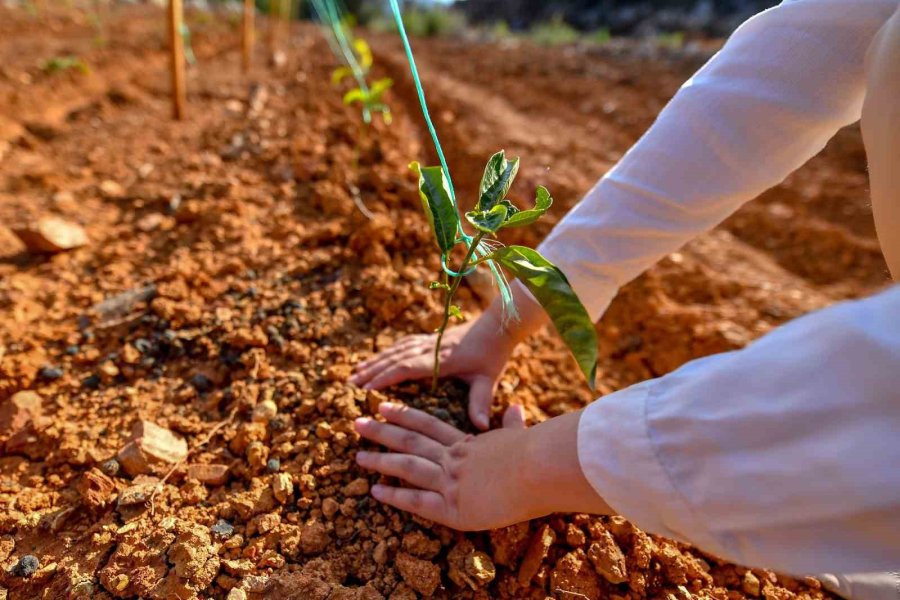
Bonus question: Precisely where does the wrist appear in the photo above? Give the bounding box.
[520,410,613,517]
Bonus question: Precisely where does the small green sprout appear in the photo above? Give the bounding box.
[343,77,393,124]
[41,56,90,75]
[413,150,599,393]
[331,38,372,85]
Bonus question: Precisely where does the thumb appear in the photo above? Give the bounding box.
[467,375,496,431]
[502,403,526,430]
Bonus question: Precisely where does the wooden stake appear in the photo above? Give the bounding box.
[168,0,186,120]
[242,0,254,73]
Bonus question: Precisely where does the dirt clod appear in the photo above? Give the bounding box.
[395,552,441,597]
[117,420,188,476]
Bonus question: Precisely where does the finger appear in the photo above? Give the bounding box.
[379,402,465,446]
[362,356,432,390]
[352,345,431,384]
[370,484,446,523]
[466,375,496,431]
[502,404,526,430]
[356,451,444,491]
[354,417,446,462]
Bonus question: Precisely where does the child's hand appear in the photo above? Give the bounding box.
[350,284,550,430]
[350,313,516,430]
[354,402,612,531]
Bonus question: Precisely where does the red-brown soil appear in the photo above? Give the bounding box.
[0,4,891,599]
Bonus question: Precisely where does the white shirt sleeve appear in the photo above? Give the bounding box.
[577,284,900,575]
[537,0,899,321]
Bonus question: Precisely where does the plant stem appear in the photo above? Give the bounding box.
[432,231,485,392]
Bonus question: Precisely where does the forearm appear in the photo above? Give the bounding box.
[539,0,897,321]
[519,409,614,517]
[578,285,900,574]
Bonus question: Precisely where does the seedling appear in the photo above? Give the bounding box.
[414,150,598,392]
[332,38,392,124]
[41,56,90,75]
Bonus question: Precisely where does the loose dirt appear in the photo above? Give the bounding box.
[0,5,890,599]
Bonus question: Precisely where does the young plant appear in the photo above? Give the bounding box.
[414,150,598,392]
[41,56,90,75]
[332,38,392,124]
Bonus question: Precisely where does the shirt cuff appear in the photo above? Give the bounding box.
[576,382,722,554]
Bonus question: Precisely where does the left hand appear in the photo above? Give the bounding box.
[354,402,613,531]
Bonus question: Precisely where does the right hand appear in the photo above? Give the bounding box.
[350,311,516,430]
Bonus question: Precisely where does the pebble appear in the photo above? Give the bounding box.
[38,365,64,381]
[99,458,120,477]
[252,400,278,423]
[211,519,235,540]
[190,373,213,393]
[11,555,39,577]
[226,589,248,600]
[82,374,101,389]
[266,457,281,473]
[12,216,88,254]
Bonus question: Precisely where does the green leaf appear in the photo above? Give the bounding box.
[410,162,459,253]
[502,186,553,228]
[492,245,597,388]
[465,204,508,234]
[343,88,366,106]
[353,38,373,71]
[369,78,393,103]
[449,305,463,320]
[429,280,450,290]
[331,66,353,85]
[477,150,519,211]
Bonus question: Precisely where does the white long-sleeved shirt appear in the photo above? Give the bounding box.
[533,0,900,584]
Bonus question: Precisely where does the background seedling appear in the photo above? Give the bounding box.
[41,55,90,75]
[414,150,598,392]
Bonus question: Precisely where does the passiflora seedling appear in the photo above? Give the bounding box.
[343,77,393,124]
[414,150,598,392]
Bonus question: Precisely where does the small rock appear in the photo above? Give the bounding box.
[252,400,278,423]
[116,421,188,476]
[0,391,43,435]
[465,551,496,587]
[77,468,115,510]
[246,441,269,470]
[116,476,159,507]
[12,217,88,254]
[743,571,761,597]
[187,463,230,486]
[99,458,120,477]
[342,477,369,497]
[226,589,248,600]
[395,552,441,597]
[38,365,64,380]
[10,555,39,577]
[322,497,339,519]
[82,374,101,389]
[266,457,281,473]
[518,523,556,585]
[586,529,628,584]
[211,519,235,540]
[190,373,213,393]
[99,180,125,197]
[272,472,293,503]
[315,421,333,439]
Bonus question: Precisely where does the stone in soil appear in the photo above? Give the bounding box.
[12,216,88,254]
[10,555,39,577]
[395,552,441,597]
[0,390,43,435]
[586,527,628,584]
[116,420,188,476]
[187,463,230,486]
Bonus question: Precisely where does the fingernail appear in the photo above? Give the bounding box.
[356,451,369,463]
[354,417,371,430]
[370,484,384,499]
[379,402,399,413]
[362,383,374,390]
